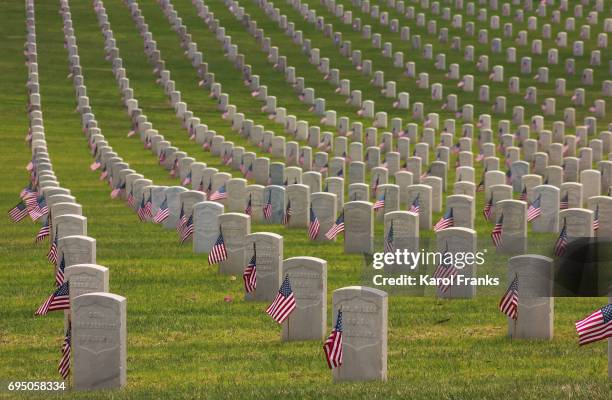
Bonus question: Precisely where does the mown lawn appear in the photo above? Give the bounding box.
[0,0,610,398]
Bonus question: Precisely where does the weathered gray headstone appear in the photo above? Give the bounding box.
[344,201,374,254]
[193,201,224,254]
[218,213,251,275]
[282,257,327,341]
[332,286,388,382]
[507,255,554,340]
[72,292,126,390]
[245,232,283,302]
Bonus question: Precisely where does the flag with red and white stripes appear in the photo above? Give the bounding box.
[244,195,252,216]
[325,212,345,240]
[35,282,70,316]
[433,245,457,293]
[499,275,519,320]
[408,195,420,214]
[153,197,170,223]
[554,220,568,257]
[592,205,599,232]
[55,256,66,287]
[434,208,454,232]
[491,214,504,248]
[282,200,292,225]
[263,193,273,221]
[58,325,71,380]
[575,304,612,346]
[483,197,494,221]
[36,218,50,242]
[243,251,257,293]
[208,232,228,265]
[308,206,320,240]
[323,310,343,369]
[527,196,542,222]
[209,185,227,201]
[8,201,28,222]
[180,216,194,244]
[265,275,296,324]
[47,229,58,264]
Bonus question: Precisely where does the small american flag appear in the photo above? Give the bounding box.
[282,200,292,225]
[323,310,343,369]
[197,178,205,193]
[110,182,125,199]
[336,168,343,177]
[137,198,148,222]
[592,205,599,231]
[263,193,273,220]
[452,142,461,154]
[298,151,304,165]
[575,304,612,346]
[182,171,192,186]
[325,212,345,240]
[35,282,70,316]
[420,166,431,182]
[476,177,485,192]
[518,186,528,201]
[180,216,194,244]
[483,197,494,221]
[169,159,178,178]
[9,201,29,222]
[499,275,519,320]
[20,183,37,199]
[127,189,136,207]
[373,191,386,211]
[527,195,542,222]
[55,256,66,287]
[559,193,569,209]
[245,195,252,216]
[245,163,253,179]
[29,196,48,221]
[371,176,379,196]
[47,229,58,264]
[434,208,454,232]
[384,221,394,253]
[58,325,71,380]
[176,206,187,235]
[243,247,257,293]
[208,232,228,265]
[266,275,296,324]
[491,214,504,248]
[153,197,170,223]
[308,205,321,240]
[475,150,485,162]
[505,169,512,185]
[144,194,153,217]
[409,195,420,214]
[99,164,108,180]
[36,218,50,242]
[554,220,568,256]
[90,159,101,171]
[433,244,457,293]
[209,185,227,201]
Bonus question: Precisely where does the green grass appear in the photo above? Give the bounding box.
[0,0,611,398]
